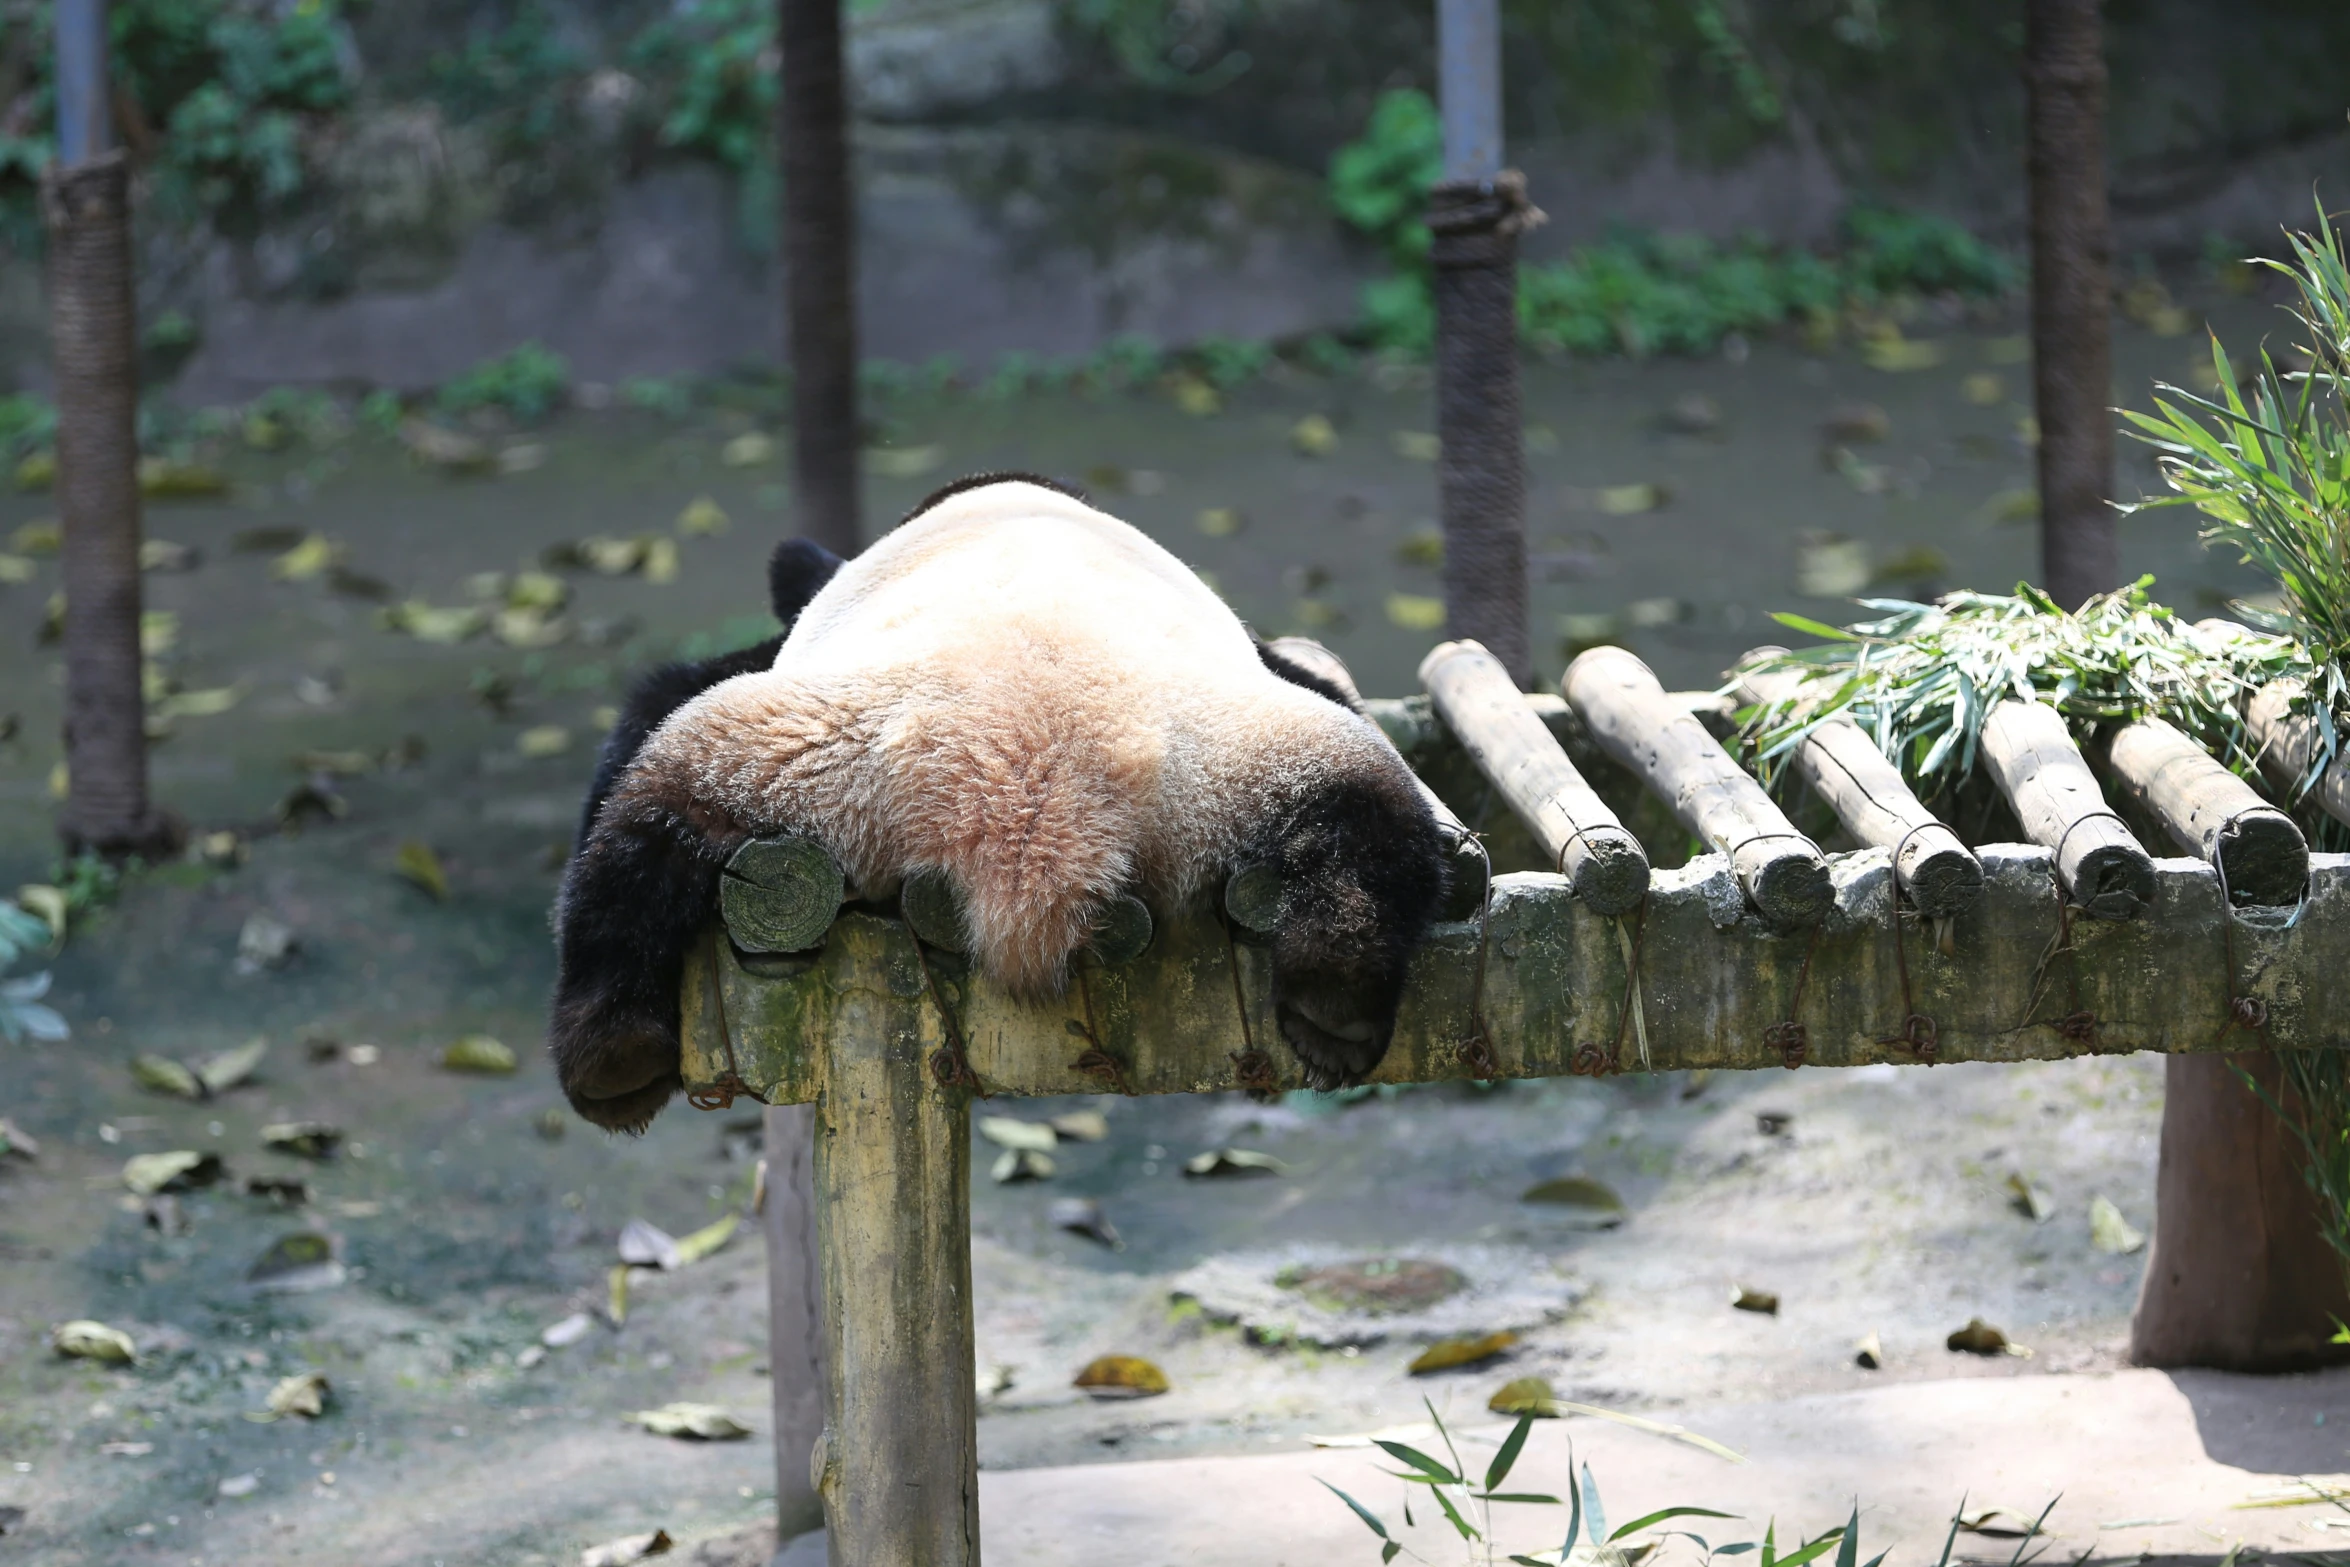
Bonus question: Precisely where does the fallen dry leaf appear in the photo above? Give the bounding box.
[1048,1109,1110,1143]
[52,1320,137,1364]
[978,1116,1057,1154]
[617,1218,683,1271]
[1947,1317,2030,1357]
[628,1402,752,1440]
[677,495,731,535]
[1073,1354,1168,1399]
[1048,1197,1122,1250]
[582,1530,675,1567]
[863,445,943,480]
[1182,1148,1283,1178]
[673,1214,738,1266]
[1408,1332,1516,1375]
[1854,1331,1884,1370]
[2005,1172,2053,1223]
[2088,1194,2144,1255]
[720,432,773,468]
[131,1055,204,1099]
[1289,414,1338,457]
[248,1231,344,1292]
[991,1148,1055,1184]
[260,1122,342,1161]
[1519,1175,1626,1229]
[1730,1286,1780,1315]
[123,1151,223,1195]
[442,1035,516,1074]
[196,1038,269,1093]
[1488,1376,1559,1416]
[236,914,299,972]
[1385,594,1445,632]
[395,841,450,901]
[265,1371,330,1419]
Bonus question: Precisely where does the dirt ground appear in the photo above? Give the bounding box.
[0,278,2333,1567]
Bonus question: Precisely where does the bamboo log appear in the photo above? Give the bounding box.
[903,866,1153,965]
[1420,639,1648,915]
[1563,646,1832,927]
[2245,678,2350,830]
[1736,662,1982,920]
[810,962,977,1565]
[721,836,844,953]
[2104,716,2308,907]
[1267,636,1485,920]
[1979,700,2154,919]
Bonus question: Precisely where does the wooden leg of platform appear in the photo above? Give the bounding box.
[764,1102,827,1543]
[812,982,979,1566]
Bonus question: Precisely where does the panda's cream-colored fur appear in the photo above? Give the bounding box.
[613,480,1405,996]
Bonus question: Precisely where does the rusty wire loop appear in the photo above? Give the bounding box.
[685,947,772,1111]
[911,935,986,1097]
[1763,921,1822,1070]
[1221,917,1279,1102]
[1066,961,1136,1095]
[1874,821,1942,1062]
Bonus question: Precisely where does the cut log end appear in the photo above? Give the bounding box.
[2073,842,2158,922]
[1224,863,1282,937]
[719,836,843,954]
[1748,851,1834,929]
[900,867,969,953]
[1569,833,1650,917]
[1087,893,1154,966]
[1440,834,1489,922]
[1902,843,1986,921]
[2215,810,2310,909]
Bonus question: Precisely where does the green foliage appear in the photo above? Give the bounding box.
[1193,335,1272,389]
[1328,88,1443,268]
[628,0,774,175]
[358,388,405,436]
[422,2,584,157]
[1838,205,2016,299]
[2124,209,2350,659]
[0,393,56,458]
[1737,582,2318,801]
[437,342,569,423]
[620,376,696,418]
[1067,0,1255,93]
[0,902,66,1045]
[1328,93,2012,360]
[1519,233,1844,359]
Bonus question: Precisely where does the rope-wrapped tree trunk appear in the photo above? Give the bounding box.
[2025,0,2115,610]
[47,153,170,858]
[779,0,861,559]
[1430,172,1538,688]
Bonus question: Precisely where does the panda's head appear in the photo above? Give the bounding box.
[1248,763,1449,1091]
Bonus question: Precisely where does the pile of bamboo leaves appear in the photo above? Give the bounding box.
[1735,580,2318,802]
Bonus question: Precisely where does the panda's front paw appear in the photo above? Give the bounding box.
[1274,997,1389,1091]
[550,989,683,1133]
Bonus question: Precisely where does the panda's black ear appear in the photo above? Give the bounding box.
[1256,637,1360,711]
[769,538,845,629]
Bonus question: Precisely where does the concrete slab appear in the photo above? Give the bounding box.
[781,1367,2349,1566]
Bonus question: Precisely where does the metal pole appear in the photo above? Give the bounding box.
[54,0,110,164]
[1431,0,1534,688]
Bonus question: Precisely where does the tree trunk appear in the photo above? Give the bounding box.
[47,153,170,859]
[2131,1052,2350,1371]
[2024,0,2115,610]
[778,0,861,559]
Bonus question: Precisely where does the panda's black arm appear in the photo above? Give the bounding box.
[576,639,781,851]
[573,539,844,849]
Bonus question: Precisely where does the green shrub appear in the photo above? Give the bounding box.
[1329,87,1444,268]
[423,2,585,158]
[629,0,774,175]
[438,343,570,423]
[1839,205,2016,299]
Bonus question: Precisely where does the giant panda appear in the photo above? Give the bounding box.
[552,474,1450,1131]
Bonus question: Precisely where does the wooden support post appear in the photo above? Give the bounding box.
[1421,639,1648,915]
[810,927,979,1565]
[2245,678,2350,831]
[1267,637,1485,920]
[762,1101,826,1544]
[1737,663,1983,920]
[1563,647,1832,927]
[1979,700,2155,919]
[2104,716,2307,907]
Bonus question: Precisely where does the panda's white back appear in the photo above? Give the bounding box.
[634,479,1393,995]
